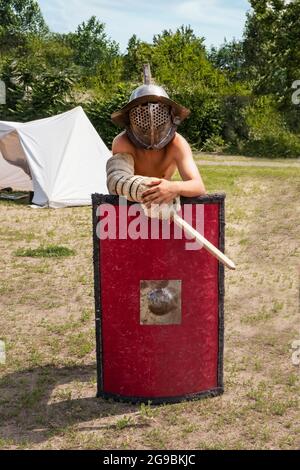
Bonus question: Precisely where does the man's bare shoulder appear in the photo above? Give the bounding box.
[112,131,135,155]
[168,133,192,155]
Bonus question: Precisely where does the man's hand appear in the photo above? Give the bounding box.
[141,179,178,208]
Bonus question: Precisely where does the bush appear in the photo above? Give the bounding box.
[221,91,251,144]
[202,135,226,153]
[171,87,224,148]
[0,59,77,121]
[238,96,300,158]
[83,84,133,147]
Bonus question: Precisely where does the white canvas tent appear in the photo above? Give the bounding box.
[0,107,111,207]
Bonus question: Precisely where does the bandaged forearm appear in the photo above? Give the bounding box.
[106,152,180,219]
[106,153,158,202]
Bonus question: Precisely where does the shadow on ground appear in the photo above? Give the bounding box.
[0,364,140,446]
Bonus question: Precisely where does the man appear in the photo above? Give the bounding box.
[107,64,206,216]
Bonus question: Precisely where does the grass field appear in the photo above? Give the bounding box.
[0,158,299,450]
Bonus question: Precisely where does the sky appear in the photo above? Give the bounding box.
[38,0,251,52]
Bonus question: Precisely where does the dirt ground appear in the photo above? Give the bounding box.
[0,158,299,450]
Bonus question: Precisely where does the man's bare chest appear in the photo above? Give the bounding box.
[133,150,176,179]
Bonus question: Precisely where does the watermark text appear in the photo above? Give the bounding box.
[96,198,205,251]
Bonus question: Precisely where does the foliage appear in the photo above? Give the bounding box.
[0,1,299,157]
[66,16,122,83]
[237,96,300,158]
[208,39,246,82]
[0,59,76,121]
[172,87,224,149]
[123,34,153,82]
[0,0,49,51]
[0,0,48,35]
[243,0,300,105]
[84,84,134,147]
[202,135,226,153]
[151,26,207,88]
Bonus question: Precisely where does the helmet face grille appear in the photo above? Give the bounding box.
[127,101,177,150]
[129,103,171,132]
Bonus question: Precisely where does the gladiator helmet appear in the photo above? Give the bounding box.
[111,64,190,150]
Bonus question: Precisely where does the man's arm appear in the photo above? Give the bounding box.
[107,133,161,203]
[172,134,206,197]
[142,135,206,207]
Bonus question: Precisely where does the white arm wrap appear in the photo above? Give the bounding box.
[106,152,180,219]
[106,153,159,202]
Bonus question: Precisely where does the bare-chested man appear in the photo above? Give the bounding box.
[107,64,206,214]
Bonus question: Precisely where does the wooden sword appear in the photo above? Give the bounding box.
[172,212,236,270]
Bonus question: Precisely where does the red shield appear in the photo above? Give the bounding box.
[92,194,225,404]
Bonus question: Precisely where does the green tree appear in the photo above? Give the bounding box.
[208,39,246,81]
[0,58,76,121]
[150,26,227,94]
[243,0,290,97]
[68,16,119,73]
[123,34,153,82]
[274,0,300,106]
[242,0,300,135]
[0,0,49,50]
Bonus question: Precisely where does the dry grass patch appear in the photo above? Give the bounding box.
[0,161,299,449]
